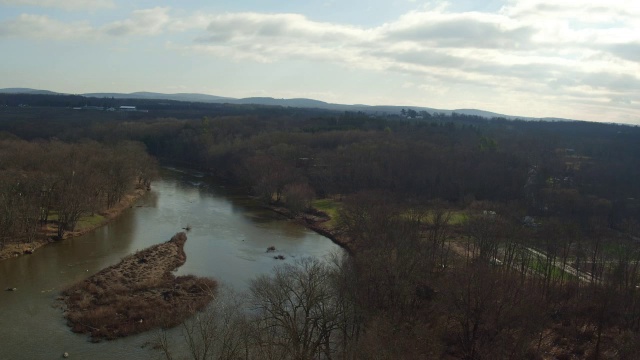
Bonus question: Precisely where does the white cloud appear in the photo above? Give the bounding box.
[608,43,640,63]
[175,12,374,66]
[0,0,115,11]
[181,3,639,121]
[195,12,371,47]
[0,14,94,40]
[102,7,170,36]
[0,7,171,39]
[501,0,640,46]
[1,1,638,122]
[380,10,533,49]
[502,0,640,23]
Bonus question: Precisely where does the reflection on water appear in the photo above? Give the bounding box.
[0,167,340,360]
[139,188,159,208]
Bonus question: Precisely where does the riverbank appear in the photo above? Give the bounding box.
[61,232,216,341]
[267,205,355,256]
[0,187,148,261]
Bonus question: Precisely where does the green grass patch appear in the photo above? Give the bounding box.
[311,199,468,230]
[312,198,341,229]
[76,214,106,231]
[402,209,468,225]
[47,211,59,222]
[602,242,632,258]
[527,256,576,281]
[44,211,105,231]
[447,211,467,225]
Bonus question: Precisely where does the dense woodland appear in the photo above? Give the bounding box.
[2,100,640,359]
[0,139,156,246]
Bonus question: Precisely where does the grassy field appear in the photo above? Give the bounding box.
[312,198,469,230]
[402,209,468,225]
[529,256,569,280]
[446,211,467,225]
[45,212,106,232]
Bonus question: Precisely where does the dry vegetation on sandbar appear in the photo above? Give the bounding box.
[61,232,216,341]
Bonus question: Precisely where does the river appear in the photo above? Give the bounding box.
[0,168,341,359]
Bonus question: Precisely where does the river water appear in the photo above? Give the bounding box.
[0,168,341,359]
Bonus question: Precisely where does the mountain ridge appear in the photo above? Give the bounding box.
[0,87,566,121]
[0,88,61,95]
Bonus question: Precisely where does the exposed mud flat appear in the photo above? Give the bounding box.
[61,232,216,341]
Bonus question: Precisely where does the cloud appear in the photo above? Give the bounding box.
[0,14,93,39]
[1,1,638,121]
[185,12,373,64]
[100,4,633,123]
[187,9,635,74]
[502,0,640,24]
[194,13,370,47]
[0,7,171,39]
[608,43,640,63]
[182,4,639,120]
[102,7,170,37]
[0,0,115,11]
[381,11,533,49]
[501,0,640,46]
[580,72,640,93]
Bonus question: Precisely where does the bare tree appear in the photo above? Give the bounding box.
[447,263,546,360]
[283,182,315,215]
[464,212,508,263]
[425,203,452,269]
[249,257,342,360]
[158,287,251,360]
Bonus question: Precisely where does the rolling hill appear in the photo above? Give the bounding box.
[0,88,567,121]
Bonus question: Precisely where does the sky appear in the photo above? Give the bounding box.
[0,0,638,124]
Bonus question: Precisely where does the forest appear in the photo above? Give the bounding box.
[1,100,640,359]
[0,139,156,249]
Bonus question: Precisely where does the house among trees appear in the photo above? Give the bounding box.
[119,105,137,111]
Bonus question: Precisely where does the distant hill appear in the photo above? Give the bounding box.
[539,117,579,122]
[234,97,331,108]
[82,91,234,103]
[0,88,61,95]
[0,87,575,122]
[450,108,536,120]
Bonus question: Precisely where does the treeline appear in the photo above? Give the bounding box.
[80,112,640,226]
[159,194,640,359]
[94,114,523,203]
[333,193,640,359]
[2,106,639,225]
[0,140,156,247]
[0,94,335,118]
[99,110,640,358]
[2,101,640,358]
[341,198,640,359]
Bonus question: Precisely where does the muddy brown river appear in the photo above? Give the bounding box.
[0,168,341,359]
